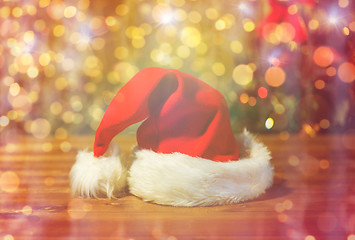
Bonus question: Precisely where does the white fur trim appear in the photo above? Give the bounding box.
[128,130,274,206]
[69,150,128,198]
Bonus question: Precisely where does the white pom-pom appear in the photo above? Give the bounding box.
[69,150,128,198]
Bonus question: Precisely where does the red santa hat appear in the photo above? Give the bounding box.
[70,67,274,206]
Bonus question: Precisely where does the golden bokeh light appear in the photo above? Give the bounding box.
[265,66,286,87]
[50,101,63,115]
[22,205,33,216]
[288,4,298,15]
[314,79,325,90]
[176,45,190,58]
[326,66,336,77]
[319,159,330,170]
[248,97,256,106]
[64,6,77,18]
[265,117,274,129]
[92,38,105,50]
[55,128,68,139]
[60,141,72,152]
[105,16,117,27]
[53,25,66,37]
[338,0,349,8]
[114,46,129,60]
[313,46,334,67]
[23,31,35,43]
[337,62,355,83]
[243,18,255,32]
[230,40,243,54]
[212,62,225,76]
[205,8,218,20]
[0,171,20,193]
[180,27,201,48]
[343,27,350,36]
[115,4,129,16]
[27,66,39,79]
[9,83,20,96]
[320,119,330,129]
[39,53,51,66]
[68,199,88,219]
[3,235,14,240]
[24,4,37,16]
[12,7,23,18]
[350,21,355,32]
[233,64,253,86]
[275,23,295,43]
[31,118,51,139]
[240,93,249,104]
[188,11,201,23]
[0,116,10,127]
[304,235,316,240]
[0,6,11,18]
[42,142,53,152]
[132,37,146,48]
[308,19,319,30]
[215,19,226,31]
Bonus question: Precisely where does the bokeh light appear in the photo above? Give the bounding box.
[3,235,14,240]
[265,67,286,87]
[338,0,349,8]
[0,171,20,193]
[31,118,51,139]
[240,93,249,104]
[68,199,91,219]
[265,117,274,129]
[338,62,355,83]
[320,119,330,129]
[308,19,319,30]
[0,0,353,139]
[314,79,325,90]
[0,116,10,127]
[180,27,201,48]
[326,66,337,77]
[233,64,253,86]
[304,235,316,240]
[313,46,334,67]
[288,155,300,167]
[22,205,33,216]
[319,159,330,170]
[258,87,268,99]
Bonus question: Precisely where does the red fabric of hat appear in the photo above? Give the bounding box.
[94,67,239,162]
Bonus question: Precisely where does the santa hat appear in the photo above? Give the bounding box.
[70,67,274,206]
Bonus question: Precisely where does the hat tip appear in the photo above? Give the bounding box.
[93,145,106,157]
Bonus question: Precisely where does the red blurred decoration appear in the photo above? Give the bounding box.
[258,87,268,99]
[258,0,314,43]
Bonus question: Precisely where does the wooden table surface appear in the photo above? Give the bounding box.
[1,134,354,240]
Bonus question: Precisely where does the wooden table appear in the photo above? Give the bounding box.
[1,134,354,240]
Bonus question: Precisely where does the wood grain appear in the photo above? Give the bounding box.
[1,134,354,240]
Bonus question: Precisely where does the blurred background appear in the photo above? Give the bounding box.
[0,0,354,143]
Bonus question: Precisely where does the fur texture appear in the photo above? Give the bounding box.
[128,130,274,206]
[70,149,128,198]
